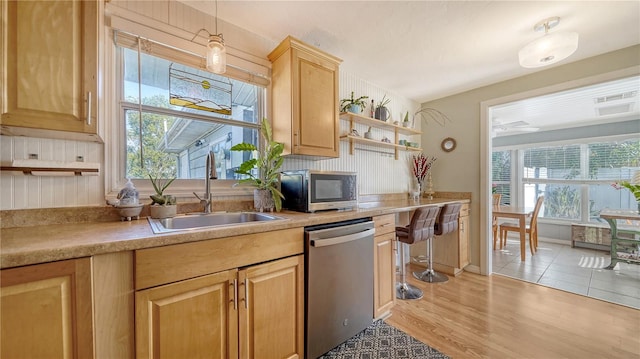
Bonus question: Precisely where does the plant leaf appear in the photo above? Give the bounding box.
[231,143,257,152]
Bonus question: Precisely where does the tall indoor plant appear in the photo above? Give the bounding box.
[231,118,285,212]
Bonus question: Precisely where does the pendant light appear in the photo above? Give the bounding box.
[518,16,578,69]
[207,0,226,74]
[206,34,226,74]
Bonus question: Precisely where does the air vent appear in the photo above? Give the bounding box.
[596,103,633,116]
[594,91,637,104]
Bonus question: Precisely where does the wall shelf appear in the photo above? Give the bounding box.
[339,112,422,159]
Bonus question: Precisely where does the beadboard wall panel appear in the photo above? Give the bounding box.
[0,136,104,210]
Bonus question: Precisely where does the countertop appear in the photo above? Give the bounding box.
[1,198,469,269]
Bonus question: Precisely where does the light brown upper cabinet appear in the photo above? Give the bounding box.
[268,36,342,157]
[1,0,102,142]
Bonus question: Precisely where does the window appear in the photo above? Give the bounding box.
[493,138,639,223]
[117,38,265,185]
[492,150,511,205]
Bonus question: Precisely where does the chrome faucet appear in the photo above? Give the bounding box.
[193,151,217,213]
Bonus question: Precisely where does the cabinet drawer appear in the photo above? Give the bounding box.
[135,228,303,290]
[374,214,396,235]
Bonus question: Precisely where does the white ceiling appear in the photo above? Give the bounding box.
[181,1,640,132]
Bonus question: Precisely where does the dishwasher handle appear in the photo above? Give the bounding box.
[309,228,375,247]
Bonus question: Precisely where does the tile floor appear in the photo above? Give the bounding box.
[492,237,640,310]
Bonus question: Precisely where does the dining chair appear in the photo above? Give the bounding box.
[492,193,502,250]
[500,196,544,255]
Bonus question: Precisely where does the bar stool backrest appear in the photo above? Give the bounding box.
[398,206,440,244]
[434,203,462,236]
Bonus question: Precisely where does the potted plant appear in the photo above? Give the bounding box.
[402,111,411,127]
[364,126,373,139]
[374,94,391,121]
[148,173,177,219]
[340,91,369,114]
[231,118,285,212]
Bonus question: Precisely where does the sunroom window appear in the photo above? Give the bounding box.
[493,138,639,224]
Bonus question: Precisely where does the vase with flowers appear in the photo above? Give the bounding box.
[612,179,640,214]
[411,153,437,197]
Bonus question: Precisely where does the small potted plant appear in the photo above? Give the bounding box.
[231,118,285,212]
[340,91,369,114]
[374,94,391,121]
[148,171,177,219]
[402,111,411,127]
[364,126,373,139]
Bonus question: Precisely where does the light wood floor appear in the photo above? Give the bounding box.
[386,264,640,359]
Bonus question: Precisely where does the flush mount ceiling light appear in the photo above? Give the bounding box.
[518,16,579,68]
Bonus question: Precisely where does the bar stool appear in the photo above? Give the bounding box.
[395,206,440,300]
[413,203,462,283]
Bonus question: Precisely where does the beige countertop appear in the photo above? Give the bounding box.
[1,198,469,269]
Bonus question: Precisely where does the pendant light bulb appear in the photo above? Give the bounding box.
[207,34,226,74]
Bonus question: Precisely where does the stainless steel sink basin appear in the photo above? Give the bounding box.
[148,212,286,233]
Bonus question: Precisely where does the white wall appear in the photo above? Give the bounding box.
[419,45,640,271]
[0,0,419,210]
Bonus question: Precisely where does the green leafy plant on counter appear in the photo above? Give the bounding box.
[231,118,285,211]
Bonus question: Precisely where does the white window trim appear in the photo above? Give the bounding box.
[103,21,269,201]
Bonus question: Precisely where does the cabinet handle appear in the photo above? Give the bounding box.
[86,91,92,125]
[244,278,249,309]
[232,279,238,310]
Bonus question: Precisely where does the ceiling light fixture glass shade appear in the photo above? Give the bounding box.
[206,34,226,74]
[519,16,578,68]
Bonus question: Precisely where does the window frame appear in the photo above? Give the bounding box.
[493,133,639,224]
[104,28,270,201]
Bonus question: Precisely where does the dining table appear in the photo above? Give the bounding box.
[493,205,533,261]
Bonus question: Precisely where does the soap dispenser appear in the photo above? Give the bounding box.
[117,178,139,206]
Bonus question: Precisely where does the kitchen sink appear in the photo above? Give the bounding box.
[148,212,287,234]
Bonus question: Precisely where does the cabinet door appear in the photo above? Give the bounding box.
[135,270,239,359]
[1,258,94,359]
[1,0,99,140]
[292,48,340,157]
[374,231,396,319]
[238,255,303,359]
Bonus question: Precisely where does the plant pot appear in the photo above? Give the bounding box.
[347,104,362,114]
[374,107,389,121]
[149,204,177,219]
[364,131,373,139]
[402,121,411,128]
[254,189,275,212]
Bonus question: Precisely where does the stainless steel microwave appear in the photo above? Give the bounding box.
[280,170,358,212]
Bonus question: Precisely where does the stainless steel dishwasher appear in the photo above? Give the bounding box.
[305,218,375,359]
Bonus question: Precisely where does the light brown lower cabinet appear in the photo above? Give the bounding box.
[373,214,396,319]
[430,203,470,275]
[1,258,94,359]
[135,255,304,359]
